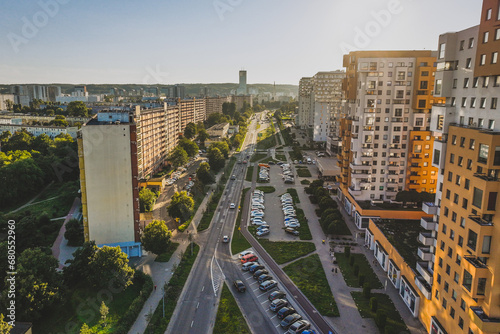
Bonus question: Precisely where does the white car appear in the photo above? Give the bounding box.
[239,250,254,259]
[285,222,300,228]
[222,235,230,243]
[252,220,268,226]
[230,203,236,209]
[251,212,265,218]
[256,228,270,236]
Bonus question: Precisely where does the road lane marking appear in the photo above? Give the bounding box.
[196,302,199,309]
[270,315,277,319]
[191,321,194,327]
[202,286,204,291]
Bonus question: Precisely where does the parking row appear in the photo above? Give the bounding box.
[235,251,316,334]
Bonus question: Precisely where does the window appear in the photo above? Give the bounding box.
[458,236,464,247]
[470,139,475,150]
[487,8,492,20]
[452,290,457,301]
[465,178,470,189]
[480,54,487,66]
[446,264,451,275]
[484,31,490,43]
[480,97,487,108]
[491,97,498,109]
[446,189,451,199]
[478,144,489,163]
[452,135,457,145]
[473,187,483,209]
[468,229,478,251]
[466,159,472,170]
[464,78,469,88]
[477,278,487,295]
[448,171,453,181]
[460,40,465,50]
[493,52,499,64]
[456,254,461,266]
[462,198,468,209]
[438,257,443,268]
[461,97,467,107]
[471,97,476,108]
[489,119,495,129]
[447,246,453,258]
[450,153,455,163]
[456,175,461,186]
[450,307,455,319]
[460,299,466,311]
[458,156,463,166]
[459,317,464,329]
[473,77,479,87]
[466,58,472,68]
[435,79,442,95]
[439,43,446,59]
[496,28,500,40]
[482,235,492,254]
[454,193,459,204]
[460,217,466,228]
[455,272,460,283]
[442,297,447,309]
[463,269,473,292]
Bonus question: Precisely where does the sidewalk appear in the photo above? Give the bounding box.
[334,197,427,334]
[51,196,81,269]
[295,188,378,334]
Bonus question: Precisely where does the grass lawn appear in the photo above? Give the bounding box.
[146,243,200,333]
[275,153,286,161]
[256,239,316,264]
[250,153,267,162]
[284,254,339,317]
[214,283,252,334]
[256,134,277,150]
[335,253,383,288]
[351,292,409,333]
[35,272,151,333]
[256,186,275,193]
[155,242,180,262]
[286,188,300,203]
[296,208,312,240]
[245,166,254,181]
[296,168,312,177]
[231,188,252,255]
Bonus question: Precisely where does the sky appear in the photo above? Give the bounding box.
[0,0,483,85]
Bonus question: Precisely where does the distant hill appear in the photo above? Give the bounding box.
[0,83,298,97]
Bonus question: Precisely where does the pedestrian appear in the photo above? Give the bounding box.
[335,268,338,274]
[331,268,334,273]
[154,285,157,291]
[322,239,325,244]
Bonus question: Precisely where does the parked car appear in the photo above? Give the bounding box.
[241,254,258,264]
[257,274,273,283]
[285,227,299,236]
[257,224,270,231]
[287,320,311,334]
[242,261,258,271]
[277,306,296,319]
[285,222,300,229]
[284,178,294,184]
[256,228,270,236]
[259,280,278,291]
[239,251,254,259]
[270,298,289,312]
[249,264,265,273]
[280,313,303,329]
[233,280,246,292]
[253,269,268,279]
[269,290,286,301]
[252,220,268,226]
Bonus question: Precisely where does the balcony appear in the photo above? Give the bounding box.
[418,231,434,246]
[386,179,398,186]
[360,155,372,162]
[418,246,433,261]
[388,156,400,162]
[474,173,500,182]
[348,186,362,196]
[470,307,500,333]
[422,202,438,215]
[389,144,403,152]
[350,163,371,170]
[408,183,421,190]
[388,165,399,172]
[351,170,370,177]
[411,155,423,163]
[414,276,432,300]
[468,215,494,228]
[416,261,433,284]
[386,189,397,196]
[421,216,437,230]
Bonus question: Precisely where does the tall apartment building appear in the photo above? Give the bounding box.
[237,70,248,95]
[424,2,500,333]
[296,71,345,142]
[205,96,231,116]
[230,95,253,112]
[178,98,206,130]
[339,51,442,203]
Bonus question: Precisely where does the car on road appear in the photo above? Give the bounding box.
[287,320,311,333]
[280,313,303,329]
[231,175,236,180]
[257,274,273,283]
[269,298,289,312]
[239,251,254,259]
[243,160,248,164]
[256,228,270,237]
[253,269,268,278]
[233,280,246,292]
[277,306,296,319]
[222,235,230,243]
[268,290,286,301]
[229,203,236,209]
[285,227,299,236]
[249,264,264,273]
[259,280,278,291]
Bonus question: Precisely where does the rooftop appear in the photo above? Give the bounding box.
[358,201,422,211]
[373,219,425,271]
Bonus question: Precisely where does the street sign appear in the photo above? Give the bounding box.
[238,227,241,231]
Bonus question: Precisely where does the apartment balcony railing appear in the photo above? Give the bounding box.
[421,216,437,231]
[416,261,433,284]
[470,307,500,332]
[414,276,432,300]
[418,232,434,246]
[422,202,438,215]
[418,246,433,261]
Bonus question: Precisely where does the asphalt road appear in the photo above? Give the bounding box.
[166,113,277,334]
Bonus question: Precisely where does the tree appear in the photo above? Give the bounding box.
[319,197,335,211]
[0,131,11,145]
[79,323,92,334]
[139,187,157,212]
[64,218,84,246]
[67,101,90,117]
[196,128,209,145]
[222,102,236,118]
[196,162,214,185]
[32,133,54,154]
[209,141,229,159]
[141,220,172,255]
[395,190,413,205]
[167,191,194,221]
[50,115,69,127]
[0,158,44,208]
[230,133,242,149]
[207,146,225,172]
[178,138,199,157]
[88,246,134,290]
[168,146,188,168]
[0,314,12,334]
[63,241,98,285]
[184,122,197,139]
[327,222,336,235]
[5,99,13,111]
[2,129,33,152]
[100,301,109,326]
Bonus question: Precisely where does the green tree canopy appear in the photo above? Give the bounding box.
[141,220,172,255]
[2,129,33,152]
[0,313,13,333]
[222,102,236,118]
[139,187,157,212]
[32,133,55,154]
[168,146,188,168]
[178,138,199,157]
[67,101,90,117]
[88,246,134,290]
[209,141,229,159]
[196,162,214,185]
[64,218,84,247]
[196,128,209,145]
[207,146,225,172]
[184,122,197,139]
[167,191,194,221]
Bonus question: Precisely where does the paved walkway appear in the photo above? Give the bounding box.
[51,197,81,269]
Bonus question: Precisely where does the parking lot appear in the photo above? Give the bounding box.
[236,252,317,334]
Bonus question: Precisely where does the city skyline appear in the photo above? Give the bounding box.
[0,0,482,85]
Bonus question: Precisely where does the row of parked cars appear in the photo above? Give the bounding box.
[250,190,270,237]
[258,164,270,182]
[237,251,314,333]
[281,193,300,236]
[279,162,295,184]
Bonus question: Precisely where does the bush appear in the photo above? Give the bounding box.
[376,309,387,328]
[370,297,378,312]
[309,195,318,204]
[114,271,153,333]
[353,264,359,277]
[363,283,371,299]
[344,246,351,258]
[358,274,366,286]
[384,325,396,334]
[349,256,355,266]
